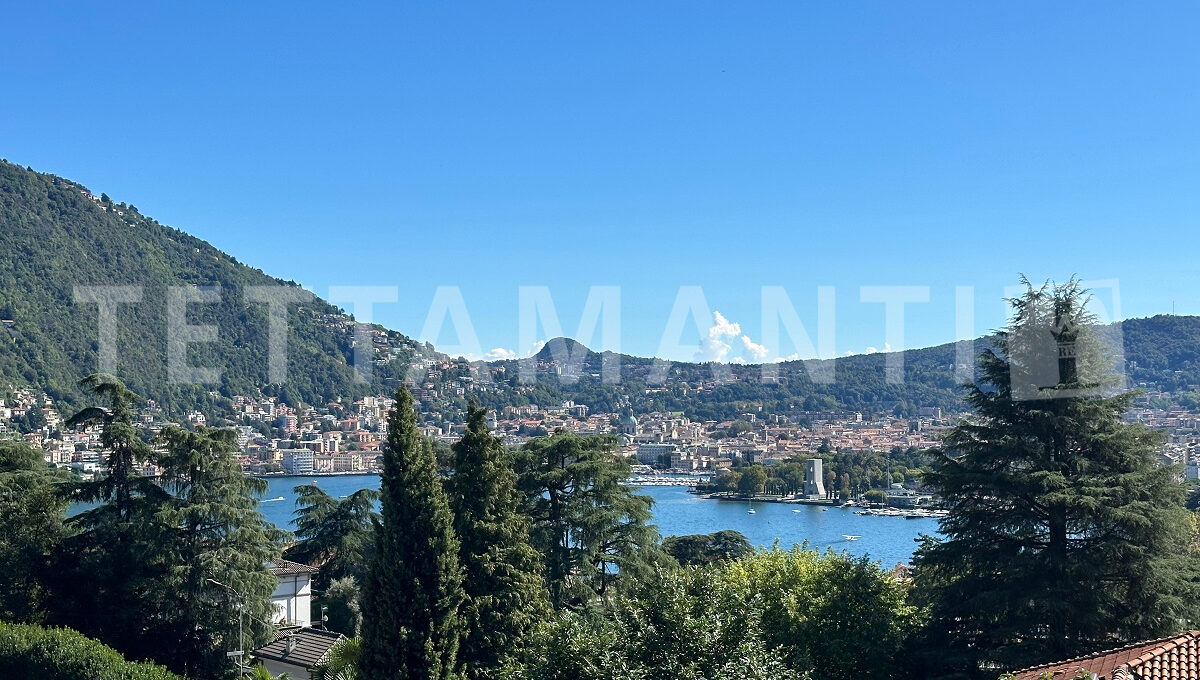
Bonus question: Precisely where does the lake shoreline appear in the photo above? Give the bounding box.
[691,491,841,506]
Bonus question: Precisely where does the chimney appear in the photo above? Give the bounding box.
[286,634,297,655]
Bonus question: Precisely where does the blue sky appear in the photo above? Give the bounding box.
[3,2,1198,361]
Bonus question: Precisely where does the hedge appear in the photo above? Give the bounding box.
[0,622,184,680]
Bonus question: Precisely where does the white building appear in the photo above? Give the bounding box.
[636,443,676,467]
[281,449,315,476]
[268,558,317,627]
[804,458,826,498]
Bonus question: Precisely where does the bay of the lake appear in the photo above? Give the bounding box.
[259,475,939,567]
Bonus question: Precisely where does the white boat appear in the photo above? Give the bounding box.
[843,535,861,541]
[747,508,756,514]
[792,509,802,513]
[260,496,285,503]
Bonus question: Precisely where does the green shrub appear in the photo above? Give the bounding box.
[0,622,184,680]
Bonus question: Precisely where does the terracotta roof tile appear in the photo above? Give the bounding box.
[1009,631,1200,679]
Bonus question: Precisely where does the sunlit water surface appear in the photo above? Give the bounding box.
[257,475,939,567]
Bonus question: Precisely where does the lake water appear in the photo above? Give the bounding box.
[259,475,939,567]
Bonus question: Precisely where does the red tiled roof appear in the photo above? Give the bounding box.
[1009,630,1200,679]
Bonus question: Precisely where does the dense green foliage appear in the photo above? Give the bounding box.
[359,388,465,679]
[47,375,282,678]
[911,280,1200,676]
[719,547,916,680]
[661,531,753,567]
[0,160,428,415]
[320,636,363,680]
[512,547,913,680]
[324,577,364,637]
[287,485,380,589]
[0,441,68,623]
[512,577,792,680]
[151,425,285,676]
[0,622,184,680]
[447,404,549,677]
[53,375,172,660]
[514,431,669,609]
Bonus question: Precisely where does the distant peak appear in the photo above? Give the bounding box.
[536,337,593,360]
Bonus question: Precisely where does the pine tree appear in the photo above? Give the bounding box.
[0,440,68,623]
[447,403,549,677]
[359,388,465,680]
[287,484,380,588]
[911,279,1199,675]
[150,426,285,678]
[54,375,169,657]
[65,374,162,524]
[515,431,668,609]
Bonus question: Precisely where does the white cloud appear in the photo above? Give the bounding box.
[711,311,741,337]
[860,342,893,356]
[695,310,742,363]
[485,347,517,361]
[741,335,769,361]
[528,340,547,356]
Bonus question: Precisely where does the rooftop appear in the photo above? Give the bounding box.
[253,627,344,669]
[1010,630,1200,679]
[268,558,318,576]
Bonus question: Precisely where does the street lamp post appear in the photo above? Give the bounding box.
[206,578,245,673]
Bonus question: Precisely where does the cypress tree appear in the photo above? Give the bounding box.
[911,279,1199,675]
[446,403,549,677]
[359,388,465,680]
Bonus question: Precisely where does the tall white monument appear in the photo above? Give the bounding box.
[804,458,826,498]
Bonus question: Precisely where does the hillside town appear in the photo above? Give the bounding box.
[8,380,1200,486]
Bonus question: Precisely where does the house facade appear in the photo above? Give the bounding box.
[268,558,317,627]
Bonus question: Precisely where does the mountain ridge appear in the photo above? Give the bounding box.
[3,159,1199,422]
[0,160,442,414]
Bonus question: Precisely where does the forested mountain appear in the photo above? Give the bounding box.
[478,316,1200,420]
[0,160,437,414]
[3,160,1199,421]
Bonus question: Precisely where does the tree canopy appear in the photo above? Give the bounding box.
[662,530,753,567]
[359,388,465,679]
[446,403,548,677]
[0,441,68,623]
[514,431,668,609]
[287,484,380,588]
[911,279,1200,675]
